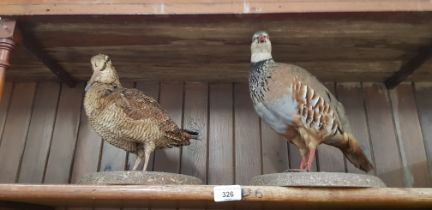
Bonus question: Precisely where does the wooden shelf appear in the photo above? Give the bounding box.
[1,0,432,15]
[0,184,431,209]
[1,12,431,82]
[2,1,432,83]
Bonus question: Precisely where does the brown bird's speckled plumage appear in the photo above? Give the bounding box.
[84,54,198,171]
[249,31,373,172]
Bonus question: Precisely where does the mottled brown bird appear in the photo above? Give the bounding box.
[249,31,373,172]
[84,54,198,171]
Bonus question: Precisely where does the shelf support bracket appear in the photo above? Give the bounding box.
[18,23,78,88]
[385,43,432,89]
[0,18,17,102]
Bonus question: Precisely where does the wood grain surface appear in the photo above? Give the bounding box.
[3,13,432,82]
[18,82,60,184]
[0,81,431,189]
[0,82,36,183]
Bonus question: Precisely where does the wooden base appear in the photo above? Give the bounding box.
[78,171,202,185]
[250,172,386,187]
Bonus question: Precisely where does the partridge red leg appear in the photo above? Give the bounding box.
[299,157,307,170]
[305,148,316,171]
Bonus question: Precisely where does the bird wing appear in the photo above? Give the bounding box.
[286,64,352,133]
[109,87,186,143]
[267,63,372,171]
[268,63,349,136]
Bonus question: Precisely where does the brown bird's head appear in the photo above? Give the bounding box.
[85,54,121,91]
[250,31,272,63]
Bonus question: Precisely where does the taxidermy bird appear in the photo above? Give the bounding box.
[84,54,198,171]
[249,31,373,172]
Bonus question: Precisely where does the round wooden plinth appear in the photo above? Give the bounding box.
[79,171,202,185]
[250,172,386,187]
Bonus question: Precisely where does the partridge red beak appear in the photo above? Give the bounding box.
[258,36,266,43]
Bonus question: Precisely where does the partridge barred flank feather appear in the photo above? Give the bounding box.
[84,54,198,172]
[249,31,374,172]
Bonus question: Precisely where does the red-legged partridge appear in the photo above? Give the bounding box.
[249,31,373,172]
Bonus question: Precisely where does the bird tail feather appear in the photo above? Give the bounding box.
[181,129,200,140]
[326,132,374,172]
[164,129,199,148]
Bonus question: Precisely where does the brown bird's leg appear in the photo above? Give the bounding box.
[142,142,155,172]
[142,155,150,172]
[132,158,142,171]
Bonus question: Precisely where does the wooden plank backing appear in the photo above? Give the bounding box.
[363,83,404,186]
[2,79,432,194]
[18,82,60,184]
[261,121,289,174]
[336,82,374,174]
[69,106,103,210]
[70,107,103,184]
[234,83,261,184]
[0,82,13,142]
[153,82,184,173]
[99,142,127,172]
[181,82,208,182]
[0,82,36,183]
[390,83,431,187]
[126,81,160,171]
[208,84,234,185]
[178,82,209,210]
[414,82,432,183]
[44,84,83,184]
[316,82,346,172]
[150,82,184,210]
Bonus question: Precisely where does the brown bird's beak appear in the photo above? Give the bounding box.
[85,71,100,92]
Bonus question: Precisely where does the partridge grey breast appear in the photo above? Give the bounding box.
[249,31,373,172]
[84,54,198,172]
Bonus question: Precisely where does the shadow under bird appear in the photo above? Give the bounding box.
[249,31,374,172]
[84,54,198,171]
